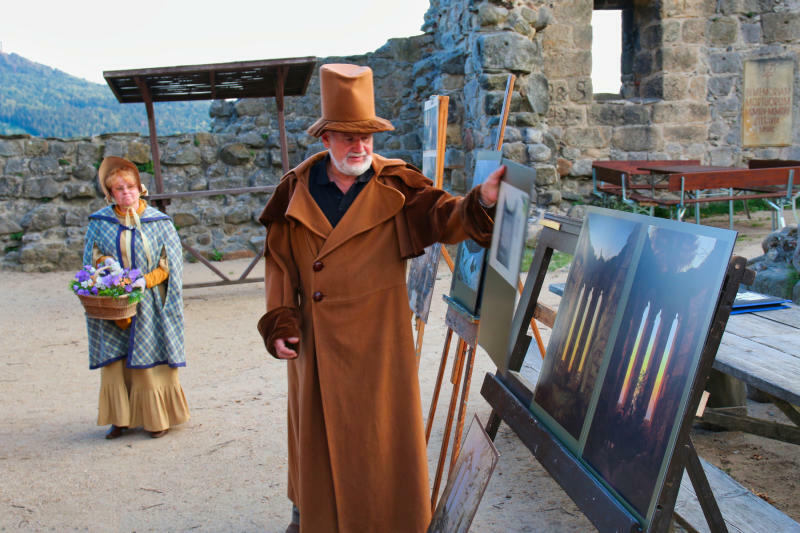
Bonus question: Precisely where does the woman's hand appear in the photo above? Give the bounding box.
[274,337,300,359]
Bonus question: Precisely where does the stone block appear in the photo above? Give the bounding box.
[501,142,527,162]
[662,20,682,43]
[0,216,23,235]
[681,19,706,44]
[21,205,61,231]
[224,204,252,225]
[76,142,102,168]
[708,76,735,97]
[662,47,699,72]
[220,144,253,166]
[751,265,797,300]
[663,125,707,143]
[708,16,739,46]
[525,73,549,115]
[534,164,558,185]
[741,22,761,44]
[537,188,561,206]
[0,139,24,157]
[25,140,48,157]
[662,75,690,100]
[477,32,538,72]
[590,103,650,126]
[29,157,60,176]
[23,178,60,199]
[564,127,612,149]
[63,182,97,199]
[709,52,742,74]
[612,126,661,151]
[709,146,737,166]
[762,12,800,43]
[527,143,551,162]
[126,142,151,164]
[235,98,267,117]
[0,176,22,197]
[477,3,508,26]
[210,100,235,119]
[523,128,543,144]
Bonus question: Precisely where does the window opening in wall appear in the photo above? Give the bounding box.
[592,9,623,97]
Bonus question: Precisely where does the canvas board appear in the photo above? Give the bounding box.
[407,243,442,322]
[422,96,439,179]
[477,159,536,370]
[427,415,499,533]
[448,150,502,315]
[528,207,737,528]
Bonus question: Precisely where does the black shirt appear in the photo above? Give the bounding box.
[309,156,374,228]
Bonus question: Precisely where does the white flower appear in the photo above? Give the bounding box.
[131,278,146,290]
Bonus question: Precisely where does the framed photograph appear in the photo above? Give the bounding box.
[525,207,737,528]
[488,181,529,286]
[407,243,442,322]
[428,415,499,533]
[448,150,502,315]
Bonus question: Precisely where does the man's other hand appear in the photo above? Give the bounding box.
[480,165,505,208]
[275,337,300,359]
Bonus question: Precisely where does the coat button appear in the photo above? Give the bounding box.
[312,261,324,272]
[312,291,324,302]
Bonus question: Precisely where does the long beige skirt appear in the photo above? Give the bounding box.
[97,359,190,432]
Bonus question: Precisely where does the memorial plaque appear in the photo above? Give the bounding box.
[742,58,794,147]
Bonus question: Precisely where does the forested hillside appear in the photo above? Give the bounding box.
[0,52,210,137]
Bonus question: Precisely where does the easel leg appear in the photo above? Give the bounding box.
[449,344,477,473]
[684,440,729,533]
[426,328,453,444]
[414,317,426,371]
[430,338,467,512]
[485,409,502,440]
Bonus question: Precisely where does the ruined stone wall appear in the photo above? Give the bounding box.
[544,0,800,200]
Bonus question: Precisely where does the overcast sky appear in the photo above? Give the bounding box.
[1,1,620,92]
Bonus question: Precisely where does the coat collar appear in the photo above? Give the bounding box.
[285,151,406,259]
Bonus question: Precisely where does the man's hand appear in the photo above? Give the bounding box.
[274,337,300,359]
[479,165,506,208]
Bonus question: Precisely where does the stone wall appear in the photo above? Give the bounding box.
[0,133,275,272]
[4,0,800,272]
[543,0,800,200]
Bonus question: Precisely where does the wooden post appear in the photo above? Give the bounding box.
[134,76,166,212]
[275,66,290,174]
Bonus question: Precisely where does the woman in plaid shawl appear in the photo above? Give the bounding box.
[82,156,189,439]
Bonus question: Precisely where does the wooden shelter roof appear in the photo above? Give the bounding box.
[103,56,317,103]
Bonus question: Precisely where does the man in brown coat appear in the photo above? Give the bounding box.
[257,63,504,533]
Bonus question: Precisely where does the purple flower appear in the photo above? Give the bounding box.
[77,289,89,296]
[124,285,133,293]
[128,268,142,280]
[91,286,98,295]
[75,269,92,283]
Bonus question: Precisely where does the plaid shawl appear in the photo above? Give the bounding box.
[83,205,185,370]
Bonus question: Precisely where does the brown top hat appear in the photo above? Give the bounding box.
[97,156,148,202]
[306,64,394,137]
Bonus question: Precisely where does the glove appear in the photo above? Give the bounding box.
[144,266,169,288]
[115,318,132,330]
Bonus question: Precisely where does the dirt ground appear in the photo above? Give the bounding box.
[1,209,797,532]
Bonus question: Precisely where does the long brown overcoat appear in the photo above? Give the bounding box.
[258,152,493,532]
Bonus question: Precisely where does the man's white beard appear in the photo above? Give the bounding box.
[330,152,372,177]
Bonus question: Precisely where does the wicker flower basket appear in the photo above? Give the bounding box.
[77,294,139,320]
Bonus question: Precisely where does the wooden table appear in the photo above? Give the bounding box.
[705,304,800,444]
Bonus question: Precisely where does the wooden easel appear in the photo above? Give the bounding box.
[426,75,550,509]
[480,213,755,532]
[412,95,451,366]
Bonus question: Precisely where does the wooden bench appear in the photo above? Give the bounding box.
[674,458,800,533]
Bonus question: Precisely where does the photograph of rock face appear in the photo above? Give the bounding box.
[531,212,638,441]
[528,207,736,527]
[449,151,502,315]
[408,243,442,322]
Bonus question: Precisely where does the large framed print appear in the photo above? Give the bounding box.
[527,207,737,528]
[448,150,502,315]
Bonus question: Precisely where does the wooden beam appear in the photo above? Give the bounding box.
[134,75,166,211]
[275,65,290,174]
[699,409,800,445]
